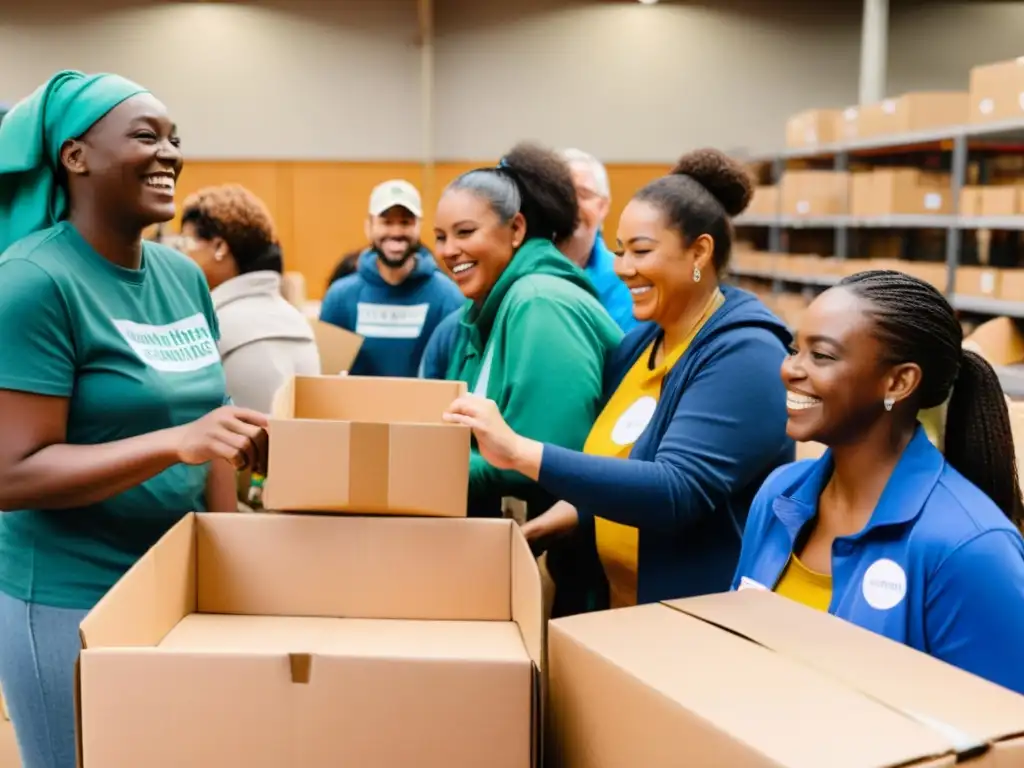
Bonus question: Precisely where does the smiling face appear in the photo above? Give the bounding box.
[61,92,183,227]
[781,286,923,445]
[366,205,421,268]
[614,198,714,326]
[433,188,525,302]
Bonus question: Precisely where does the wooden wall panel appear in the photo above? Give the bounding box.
[165,159,672,299]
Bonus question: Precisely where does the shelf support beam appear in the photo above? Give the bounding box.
[859,0,889,105]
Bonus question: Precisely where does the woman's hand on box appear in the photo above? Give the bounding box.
[172,405,269,472]
[443,394,543,479]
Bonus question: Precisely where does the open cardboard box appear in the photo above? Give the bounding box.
[263,375,470,515]
[548,590,1024,768]
[307,319,363,375]
[76,512,543,768]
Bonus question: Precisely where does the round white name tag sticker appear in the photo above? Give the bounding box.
[862,558,907,611]
[611,396,657,446]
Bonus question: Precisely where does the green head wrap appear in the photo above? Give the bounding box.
[0,70,149,253]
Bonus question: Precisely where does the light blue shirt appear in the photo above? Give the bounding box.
[584,233,637,333]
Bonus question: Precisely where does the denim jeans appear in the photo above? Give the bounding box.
[0,590,88,768]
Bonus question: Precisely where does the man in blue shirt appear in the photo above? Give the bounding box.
[320,180,464,377]
[559,148,637,332]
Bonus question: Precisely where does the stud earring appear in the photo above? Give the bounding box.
[693,266,702,283]
[883,397,894,412]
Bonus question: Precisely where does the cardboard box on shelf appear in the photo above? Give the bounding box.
[960,186,984,217]
[981,185,1024,217]
[963,316,1024,366]
[264,376,470,516]
[955,265,1003,298]
[853,169,952,217]
[901,261,949,291]
[1000,269,1024,302]
[835,106,862,141]
[77,513,543,768]
[969,56,1024,124]
[747,185,779,216]
[780,171,849,216]
[849,172,875,217]
[307,320,363,375]
[547,589,1024,768]
[785,109,841,148]
[858,92,968,137]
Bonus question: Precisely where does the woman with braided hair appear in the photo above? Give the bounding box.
[733,269,1024,694]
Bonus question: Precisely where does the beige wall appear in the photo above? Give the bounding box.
[0,1,1020,162]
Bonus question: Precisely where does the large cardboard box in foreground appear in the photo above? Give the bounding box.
[548,590,1024,768]
[264,375,470,515]
[77,513,543,768]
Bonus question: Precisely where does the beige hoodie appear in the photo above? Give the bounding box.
[212,271,320,413]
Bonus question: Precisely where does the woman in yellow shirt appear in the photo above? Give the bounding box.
[446,149,794,613]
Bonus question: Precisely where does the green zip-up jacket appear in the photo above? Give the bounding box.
[445,238,623,516]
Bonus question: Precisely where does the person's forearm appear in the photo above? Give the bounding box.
[0,428,182,511]
[205,458,239,512]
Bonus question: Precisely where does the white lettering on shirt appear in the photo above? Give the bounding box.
[356,303,429,339]
[113,313,221,373]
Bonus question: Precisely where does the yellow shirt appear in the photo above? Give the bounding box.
[582,290,724,608]
[774,554,832,612]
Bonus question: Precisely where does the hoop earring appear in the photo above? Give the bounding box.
[883,397,894,412]
[693,266,702,283]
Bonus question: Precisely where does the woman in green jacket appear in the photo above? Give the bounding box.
[433,142,623,520]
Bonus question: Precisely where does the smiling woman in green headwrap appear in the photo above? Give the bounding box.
[0,71,269,768]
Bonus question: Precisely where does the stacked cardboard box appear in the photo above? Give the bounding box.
[785,109,841,148]
[75,376,545,768]
[780,171,849,216]
[849,169,952,217]
[970,57,1024,124]
[746,185,779,216]
[856,92,968,137]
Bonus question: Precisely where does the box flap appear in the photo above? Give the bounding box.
[308,320,363,375]
[80,513,197,650]
[271,377,296,419]
[510,522,544,768]
[287,375,466,423]
[195,514,512,620]
[549,603,954,768]
[670,591,1024,752]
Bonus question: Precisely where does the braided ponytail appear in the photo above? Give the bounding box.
[840,270,1023,523]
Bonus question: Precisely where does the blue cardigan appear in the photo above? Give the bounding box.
[538,285,795,605]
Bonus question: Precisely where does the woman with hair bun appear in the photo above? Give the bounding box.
[179,184,320,414]
[432,142,623,524]
[445,148,794,611]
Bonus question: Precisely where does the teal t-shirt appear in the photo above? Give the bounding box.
[0,222,228,609]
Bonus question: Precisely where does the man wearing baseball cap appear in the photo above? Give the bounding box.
[320,179,463,377]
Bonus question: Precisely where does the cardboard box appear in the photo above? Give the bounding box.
[307,319,363,375]
[780,171,849,216]
[548,589,1024,768]
[963,316,1024,366]
[970,57,1024,124]
[858,92,968,137]
[960,186,984,217]
[955,265,1003,298]
[835,106,862,141]
[1001,269,1024,302]
[853,169,952,217]
[264,376,470,515]
[902,261,949,291]
[849,172,876,217]
[981,186,1024,217]
[747,185,779,216]
[785,109,841,148]
[77,513,543,768]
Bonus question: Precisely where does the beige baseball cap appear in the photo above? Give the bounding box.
[369,179,422,217]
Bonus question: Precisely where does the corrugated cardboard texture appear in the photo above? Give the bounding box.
[264,375,470,515]
[78,513,543,768]
[548,591,1024,768]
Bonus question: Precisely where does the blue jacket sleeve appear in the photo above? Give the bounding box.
[418,308,461,379]
[538,330,789,535]
[925,529,1024,695]
[319,279,356,331]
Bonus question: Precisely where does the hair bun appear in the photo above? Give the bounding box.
[670,148,754,218]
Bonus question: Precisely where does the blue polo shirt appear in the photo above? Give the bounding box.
[584,234,636,333]
[732,427,1024,695]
